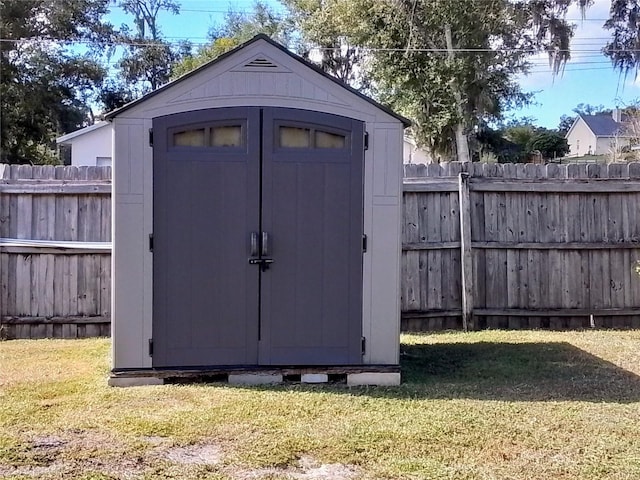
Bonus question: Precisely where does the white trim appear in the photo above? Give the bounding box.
[56,121,111,144]
[565,115,592,139]
[0,238,111,250]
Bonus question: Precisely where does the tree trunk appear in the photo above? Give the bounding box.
[444,24,471,163]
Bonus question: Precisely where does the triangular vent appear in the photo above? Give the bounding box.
[244,57,278,68]
[230,53,291,73]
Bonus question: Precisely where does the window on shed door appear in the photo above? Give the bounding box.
[211,126,242,147]
[280,127,310,148]
[279,125,347,149]
[315,130,346,148]
[172,125,243,147]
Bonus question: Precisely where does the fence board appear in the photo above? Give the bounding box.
[0,165,111,339]
[4,162,640,337]
[401,161,640,331]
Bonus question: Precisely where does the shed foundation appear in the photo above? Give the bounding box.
[109,365,400,387]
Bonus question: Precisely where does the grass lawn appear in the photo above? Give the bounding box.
[1,330,640,479]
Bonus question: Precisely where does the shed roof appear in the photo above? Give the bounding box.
[580,113,628,137]
[105,34,410,127]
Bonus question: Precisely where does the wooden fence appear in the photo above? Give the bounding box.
[3,162,640,339]
[401,162,640,331]
[0,164,111,339]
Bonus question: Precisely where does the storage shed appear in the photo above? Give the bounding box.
[108,35,408,386]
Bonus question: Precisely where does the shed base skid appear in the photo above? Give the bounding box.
[108,366,401,387]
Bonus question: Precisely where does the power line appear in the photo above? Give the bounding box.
[0,37,634,54]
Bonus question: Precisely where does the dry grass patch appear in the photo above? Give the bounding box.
[1,331,640,479]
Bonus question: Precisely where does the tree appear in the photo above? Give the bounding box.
[474,126,523,163]
[558,115,575,135]
[604,0,640,72]
[116,0,188,94]
[504,124,538,152]
[573,103,609,116]
[0,0,113,164]
[529,130,570,160]
[172,2,291,79]
[282,0,369,88]
[97,80,137,113]
[281,0,584,160]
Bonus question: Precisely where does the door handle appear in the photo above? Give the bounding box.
[250,232,259,257]
[248,231,273,271]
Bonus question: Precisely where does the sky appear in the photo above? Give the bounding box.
[105,0,637,130]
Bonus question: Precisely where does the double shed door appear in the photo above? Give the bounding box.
[153,107,364,367]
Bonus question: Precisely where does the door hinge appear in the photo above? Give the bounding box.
[361,336,366,356]
[364,131,369,151]
[149,234,154,252]
[148,128,153,147]
[148,338,154,357]
[362,234,368,253]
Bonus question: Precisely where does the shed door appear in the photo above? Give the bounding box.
[153,107,364,367]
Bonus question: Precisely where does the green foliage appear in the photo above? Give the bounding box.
[117,39,183,93]
[281,0,584,157]
[172,2,291,80]
[504,124,538,150]
[529,130,570,159]
[476,118,569,162]
[115,0,187,94]
[172,38,242,79]
[604,0,640,72]
[558,114,575,134]
[0,0,112,164]
[97,80,136,112]
[573,103,609,116]
[474,126,525,163]
[283,0,369,87]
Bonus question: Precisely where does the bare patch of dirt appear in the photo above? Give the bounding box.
[0,431,145,479]
[0,461,67,478]
[234,455,360,480]
[162,444,224,465]
[142,435,169,446]
[1,433,359,480]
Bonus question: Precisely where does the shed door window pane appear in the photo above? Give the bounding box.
[174,129,205,147]
[280,127,310,148]
[211,126,242,147]
[316,130,346,148]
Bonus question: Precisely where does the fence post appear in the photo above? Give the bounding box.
[458,172,474,331]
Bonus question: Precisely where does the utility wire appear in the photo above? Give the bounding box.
[0,37,633,54]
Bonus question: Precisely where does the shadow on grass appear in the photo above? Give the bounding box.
[390,341,640,403]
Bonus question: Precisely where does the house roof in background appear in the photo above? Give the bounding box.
[56,121,110,144]
[579,113,628,138]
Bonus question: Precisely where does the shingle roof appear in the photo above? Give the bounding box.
[580,113,627,137]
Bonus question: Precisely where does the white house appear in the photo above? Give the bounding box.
[56,120,113,167]
[403,135,432,164]
[565,109,631,157]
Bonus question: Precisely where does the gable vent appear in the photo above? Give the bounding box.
[244,57,278,68]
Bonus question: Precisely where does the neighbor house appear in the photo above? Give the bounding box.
[403,135,432,164]
[56,120,113,167]
[565,109,632,157]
